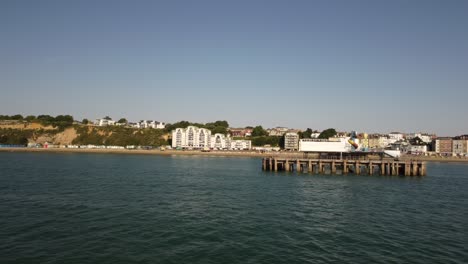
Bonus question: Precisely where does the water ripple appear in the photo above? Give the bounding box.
[0,153,467,264]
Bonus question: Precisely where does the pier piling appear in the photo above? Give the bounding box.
[262,158,426,177]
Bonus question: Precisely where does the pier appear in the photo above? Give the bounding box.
[262,158,426,176]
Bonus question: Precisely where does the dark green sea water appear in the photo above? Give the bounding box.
[1,152,467,264]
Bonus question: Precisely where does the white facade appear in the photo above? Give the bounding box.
[172,126,251,150]
[172,126,212,149]
[310,133,321,139]
[230,140,251,150]
[95,119,115,126]
[299,138,354,153]
[211,133,228,149]
[284,132,299,150]
[453,140,468,155]
[407,133,432,143]
[210,133,251,150]
[408,145,427,154]
[267,127,289,136]
[388,132,404,144]
[134,120,166,129]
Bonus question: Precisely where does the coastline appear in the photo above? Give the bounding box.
[1,147,468,163]
[0,147,271,158]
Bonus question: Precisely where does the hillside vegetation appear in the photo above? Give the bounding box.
[72,126,168,146]
[0,116,231,147]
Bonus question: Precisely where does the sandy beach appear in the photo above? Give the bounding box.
[1,147,468,163]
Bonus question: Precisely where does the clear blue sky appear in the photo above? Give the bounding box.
[1,0,467,136]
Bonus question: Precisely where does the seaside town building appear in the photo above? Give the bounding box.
[407,137,428,154]
[367,134,390,149]
[132,120,166,129]
[388,132,404,145]
[406,133,433,144]
[228,128,253,137]
[267,127,290,136]
[284,132,299,150]
[95,118,165,129]
[172,126,212,149]
[230,139,251,150]
[211,133,228,149]
[95,118,115,126]
[359,133,369,149]
[433,137,453,156]
[172,126,251,150]
[452,139,468,155]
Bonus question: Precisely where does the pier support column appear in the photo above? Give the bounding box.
[285,160,290,172]
[262,158,266,171]
[318,161,323,174]
[380,163,385,176]
[412,162,418,176]
[343,161,348,174]
[355,161,360,175]
[331,161,336,174]
[420,162,426,176]
[405,162,410,176]
[274,159,278,171]
[369,162,373,175]
[269,158,273,171]
[308,161,312,173]
[297,160,301,173]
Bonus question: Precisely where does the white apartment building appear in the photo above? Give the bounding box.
[172,126,251,150]
[453,140,468,155]
[267,127,290,136]
[230,139,251,150]
[388,132,404,144]
[407,133,432,144]
[284,132,299,150]
[211,133,229,149]
[95,118,116,126]
[172,126,212,149]
[133,120,166,129]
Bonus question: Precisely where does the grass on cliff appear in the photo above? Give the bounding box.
[72,125,169,147]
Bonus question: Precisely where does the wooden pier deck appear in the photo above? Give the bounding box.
[262,158,426,176]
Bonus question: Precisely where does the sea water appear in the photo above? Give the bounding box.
[1,152,467,263]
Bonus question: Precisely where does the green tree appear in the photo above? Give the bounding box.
[117,118,128,124]
[103,116,112,120]
[24,115,36,121]
[211,126,228,135]
[11,114,23,120]
[252,126,268,137]
[318,128,337,139]
[164,121,191,132]
[250,136,281,147]
[55,115,74,123]
[82,119,89,124]
[206,120,229,128]
[37,115,54,125]
[299,128,313,139]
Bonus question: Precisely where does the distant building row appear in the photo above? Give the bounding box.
[172,126,251,150]
[433,136,468,156]
[95,118,165,129]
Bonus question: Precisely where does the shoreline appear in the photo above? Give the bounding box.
[1,147,468,163]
